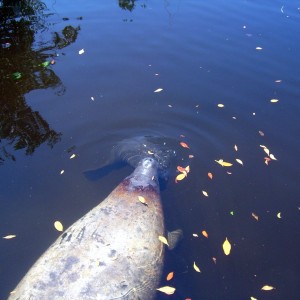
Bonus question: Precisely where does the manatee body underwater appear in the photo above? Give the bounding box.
[8,141,176,299]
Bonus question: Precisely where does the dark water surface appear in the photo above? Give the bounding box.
[1,0,300,299]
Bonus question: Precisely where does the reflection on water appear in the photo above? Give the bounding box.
[0,0,81,164]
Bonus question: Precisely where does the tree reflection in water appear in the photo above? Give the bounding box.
[0,0,81,164]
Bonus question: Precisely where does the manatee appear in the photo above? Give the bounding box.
[8,137,181,300]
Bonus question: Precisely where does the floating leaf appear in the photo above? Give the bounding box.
[180,142,190,149]
[158,235,169,246]
[177,166,187,173]
[60,170,64,175]
[222,237,231,255]
[154,88,163,93]
[236,159,244,166]
[261,285,275,291]
[215,159,233,167]
[70,154,76,159]
[263,148,270,156]
[185,165,190,173]
[212,257,217,264]
[157,286,176,295]
[166,272,174,281]
[192,233,199,237]
[277,212,282,219]
[202,230,208,238]
[250,297,258,300]
[3,235,16,239]
[269,154,277,160]
[147,150,154,155]
[54,221,64,232]
[175,173,186,183]
[78,48,85,55]
[138,196,147,205]
[234,145,238,151]
[208,172,213,179]
[251,212,259,221]
[193,261,201,272]
[259,130,265,136]
[256,46,263,50]
[217,104,224,108]
[202,190,208,197]
[270,99,279,103]
[189,154,194,158]
[275,80,282,83]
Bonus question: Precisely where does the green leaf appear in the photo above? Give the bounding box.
[40,61,51,67]
[12,72,22,80]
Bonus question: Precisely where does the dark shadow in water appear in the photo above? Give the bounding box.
[0,0,81,164]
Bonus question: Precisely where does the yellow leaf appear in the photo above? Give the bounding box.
[261,285,275,291]
[3,235,16,239]
[256,46,263,50]
[222,237,231,255]
[202,190,209,197]
[236,159,244,166]
[166,272,174,281]
[250,297,258,300]
[158,235,169,246]
[185,165,190,173]
[215,159,233,167]
[138,196,147,205]
[193,261,201,272]
[175,173,186,183]
[54,221,64,232]
[263,148,270,156]
[270,99,279,103]
[202,230,208,238]
[157,286,176,295]
[277,212,282,219]
[269,154,277,160]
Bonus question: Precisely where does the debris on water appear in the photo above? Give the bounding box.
[79,48,85,55]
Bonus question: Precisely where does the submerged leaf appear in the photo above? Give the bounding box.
[222,237,231,255]
[138,196,147,205]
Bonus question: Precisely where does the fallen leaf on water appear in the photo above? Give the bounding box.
[250,297,258,300]
[277,212,282,219]
[202,190,209,197]
[177,166,186,173]
[54,221,64,232]
[256,46,263,50]
[259,130,265,136]
[166,272,174,281]
[212,257,217,264]
[193,261,201,272]
[269,154,277,160]
[236,159,244,166]
[252,213,259,221]
[157,286,175,295]
[215,159,233,167]
[138,196,147,205]
[192,233,199,237]
[185,165,190,173]
[208,172,213,179]
[217,104,225,108]
[154,88,163,93]
[264,157,271,165]
[222,237,231,255]
[261,285,275,291]
[275,80,282,83]
[234,145,238,151]
[175,173,187,183]
[189,154,194,158]
[202,230,208,238]
[180,142,190,149]
[263,148,270,156]
[70,153,76,159]
[3,235,16,239]
[158,235,169,246]
[270,99,279,103]
[60,170,64,175]
[78,48,85,55]
[147,150,154,155]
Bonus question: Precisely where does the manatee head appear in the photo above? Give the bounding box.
[111,136,177,181]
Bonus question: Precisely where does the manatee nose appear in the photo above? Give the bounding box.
[142,157,155,168]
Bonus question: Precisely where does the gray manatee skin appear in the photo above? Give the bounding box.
[9,158,164,300]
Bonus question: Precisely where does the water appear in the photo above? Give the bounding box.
[1,0,300,299]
